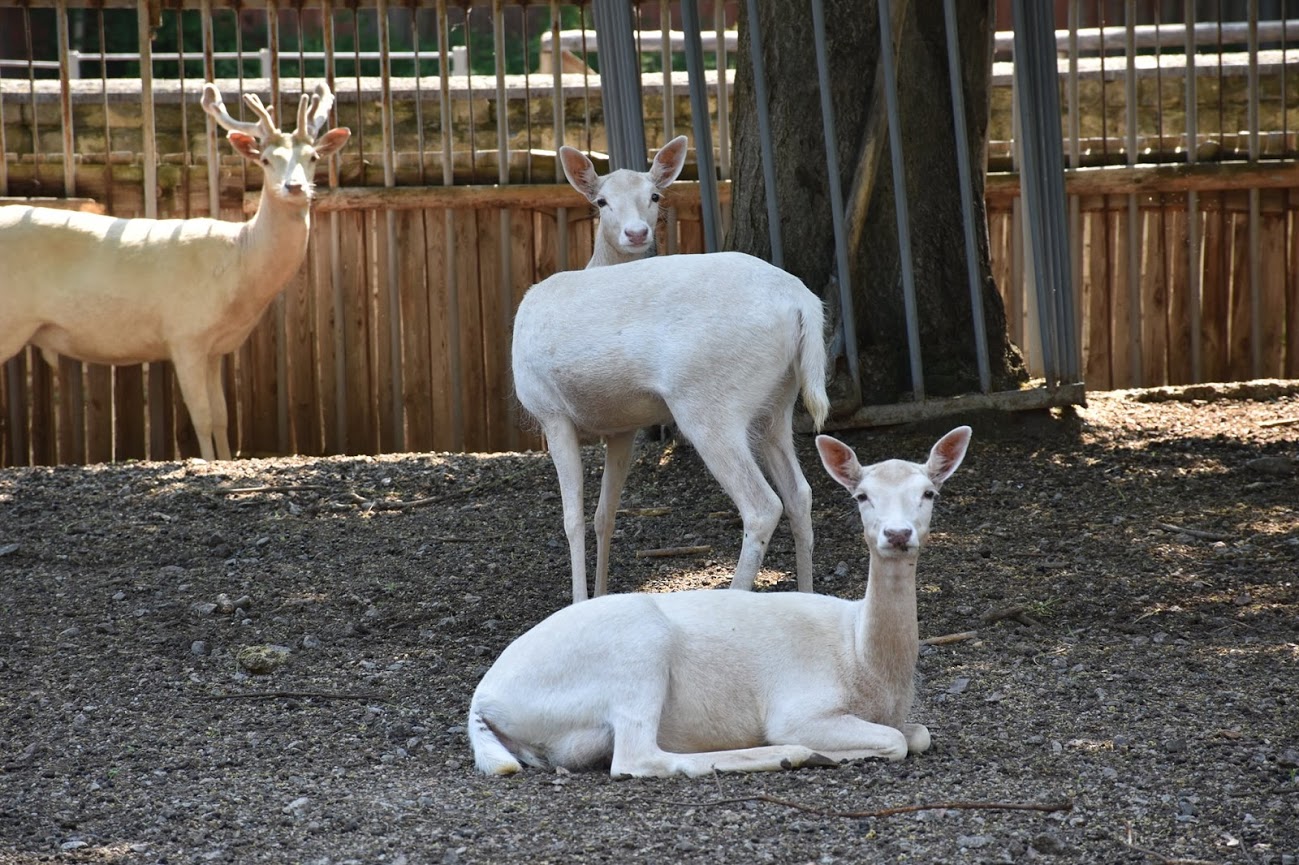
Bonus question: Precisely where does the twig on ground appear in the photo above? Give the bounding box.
[642,793,1072,820]
[1260,417,1299,428]
[217,484,327,495]
[1156,522,1230,542]
[635,545,712,559]
[920,630,979,646]
[981,605,1042,628]
[195,690,386,702]
[620,507,673,517]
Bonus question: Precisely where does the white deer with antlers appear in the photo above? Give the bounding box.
[0,82,350,461]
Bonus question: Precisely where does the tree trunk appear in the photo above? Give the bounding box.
[728,0,1026,406]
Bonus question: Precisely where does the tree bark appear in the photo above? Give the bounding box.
[728,0,1026,406]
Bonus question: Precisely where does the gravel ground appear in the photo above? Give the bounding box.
[1,383,1297,865]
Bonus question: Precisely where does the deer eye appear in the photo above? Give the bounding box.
[596,197,608,208]
[854,492,869,504]
[650,192,661,203]
[260,157,270,166]
[923,490,937,500]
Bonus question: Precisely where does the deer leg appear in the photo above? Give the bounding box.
[541,418,590,603]
[206,355,232,461]
[592,430,636,598]
[673,410,782,591]
[759,400,815,592]
[172,349,216,462]
[768,713,910,763]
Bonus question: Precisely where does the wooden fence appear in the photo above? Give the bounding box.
[0,180,719,466]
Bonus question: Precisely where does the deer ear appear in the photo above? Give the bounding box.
[560,146,601,202]
[649,135,688,189]
[816,435,863,492]
[227,131,262,161]
[312,127,351,158]
[927,426,971,487]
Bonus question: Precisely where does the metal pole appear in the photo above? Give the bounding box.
[810,0,861,396]
[682,0,720,251]
[942,0,991,393]
[591,1,645,169]
[742,0,783,266]
[877,0,924,399]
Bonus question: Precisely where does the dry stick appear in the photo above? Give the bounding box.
[635,545,713,559]
[1156,522,1231,542]
[981,604,1028,623]
[1260,416,1299,428]
[647,793,1072,820]
[196,690,385,702]
[920,630,979,646]
[218,484,328,495]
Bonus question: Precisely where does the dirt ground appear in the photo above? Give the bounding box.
[1,383,1297,865]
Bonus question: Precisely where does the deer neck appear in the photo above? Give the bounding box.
[857,549,920,692]
[238,186,313,297]
[585,235,655,269]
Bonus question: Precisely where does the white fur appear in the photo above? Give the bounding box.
[560,136,687,268]
[0,83,350,462]
[513,250,831,603]
[468,426,972,777]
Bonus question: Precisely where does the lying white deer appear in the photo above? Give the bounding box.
[469,426,972,777]
[559,136,688,267]
[0,83,350,462]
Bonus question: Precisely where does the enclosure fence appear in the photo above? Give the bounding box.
[1,1,1296,467]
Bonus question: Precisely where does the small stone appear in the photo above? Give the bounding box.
[60,626,82,638]
[1163,738,1187,753]
[281,796,311,814]
[948,677,970,695]
[236,644,291,675]
[1031,833,1069,855]
[190,641,209,656]
[834,561,850,577]
[1244,456,1296,476]
[112,591,127,602]
[1277,749,1299,768]
[191,602,219,616]
[60,841,88,851]
[301,634,322,650]
[956,834,991,849]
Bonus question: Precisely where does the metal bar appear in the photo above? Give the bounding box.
[56,0,76,196]
[660,0,678,256]
[877,0,922,398]
[1248,0,1261,378]
[591,0,644,170]
[379,0,403,451]
[1012,0,1076,386]
[742,0,782,267]
[494,0,515,448]
[324,0,346,452]
[715,0,730,181]
[550,0,569,269]
[1066,0,1083,382]
[137,0,158,219]
[1124,0,1140,386]
[682,0,720,251]
[202,0,219,217]
[1185,0,1201,382]
[942,0,990,394]
[437,0,464,450]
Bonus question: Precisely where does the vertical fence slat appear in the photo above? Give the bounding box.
[425,207,457,453]
[456,210,486,450]
[399,210,434,451]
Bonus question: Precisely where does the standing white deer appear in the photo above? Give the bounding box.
[468,426,972,777]
[0,82,350,461]
[517,139,829,603]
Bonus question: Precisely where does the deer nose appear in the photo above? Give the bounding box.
[623,226,650,246]
[883,528,913,549]
[284,182,305,195]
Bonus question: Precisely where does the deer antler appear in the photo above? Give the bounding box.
[294,82,336,142]
[201,84,274,139]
